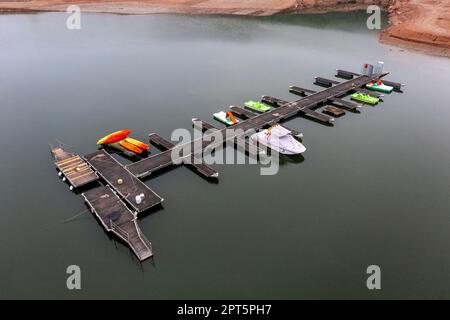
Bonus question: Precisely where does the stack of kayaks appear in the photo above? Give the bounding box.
[351,92,379,105]
[96,130,150,155]
[213,111,239,126]
[244,100,271,113]
[366,80,393,93]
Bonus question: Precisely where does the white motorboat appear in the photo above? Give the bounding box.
[250,124,306,155]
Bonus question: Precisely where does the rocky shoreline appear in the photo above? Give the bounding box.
[1,0,448,57]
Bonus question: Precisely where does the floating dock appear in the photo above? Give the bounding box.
[84,150,163,213]
[52,65,403,262]
[324,106,345,117]
[82,186,153,260]
[52,146,99,190]
[129,73,385,179]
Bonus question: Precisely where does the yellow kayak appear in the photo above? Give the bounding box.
[124,137,149,150]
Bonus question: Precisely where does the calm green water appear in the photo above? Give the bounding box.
[1,11,450,299]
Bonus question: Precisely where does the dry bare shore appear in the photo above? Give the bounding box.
[1,0,449,57]
[381,0,450,57]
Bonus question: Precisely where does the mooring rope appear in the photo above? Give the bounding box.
[42,191,110,231]
[55,139,75,151]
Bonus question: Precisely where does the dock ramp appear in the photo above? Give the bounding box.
[82,186,153,261]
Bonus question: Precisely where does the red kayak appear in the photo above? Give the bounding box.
[97,129,131,145]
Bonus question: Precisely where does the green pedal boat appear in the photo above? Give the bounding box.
[351,92,379,105]
[244,100,272,113]
[366,80,393,93]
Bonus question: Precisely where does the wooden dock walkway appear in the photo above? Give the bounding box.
[149,133,219,178]
[230,105,258,119]
[53,66,403,262]
[82,186,153,261]
[84,150,163,213]
[127,73,387,179]
[192,118,265,157]
[288,86,361,110]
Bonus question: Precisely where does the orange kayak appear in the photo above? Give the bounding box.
[119,139,142,154]
[125,137,149,150]
[97,129,131,145]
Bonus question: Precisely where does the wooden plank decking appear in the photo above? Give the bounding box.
[53,68,402,262]
[52,147,99,189]
[289,85,360,110]
[127,73,386,178]
[324,106,346,117]
[84,150,163,213]
[82,186,153,261]
[229,105,258,119]
[192,118,265,157]
[149,133,219,179]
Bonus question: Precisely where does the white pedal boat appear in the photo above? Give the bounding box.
[213,111,239,126]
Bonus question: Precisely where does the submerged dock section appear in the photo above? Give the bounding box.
[52,64,404,262]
